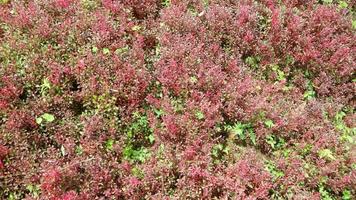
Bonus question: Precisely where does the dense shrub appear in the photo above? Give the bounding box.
[0,0,355,199]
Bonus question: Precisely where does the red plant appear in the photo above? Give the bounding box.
[0,0,354,199]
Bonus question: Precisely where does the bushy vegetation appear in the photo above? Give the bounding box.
[0,0,355,199]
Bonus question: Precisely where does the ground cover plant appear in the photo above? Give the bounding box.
[0,0,355,199]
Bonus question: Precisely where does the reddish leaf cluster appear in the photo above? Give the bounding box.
[0,0,354,199]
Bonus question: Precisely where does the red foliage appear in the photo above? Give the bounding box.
[0,0,354,199]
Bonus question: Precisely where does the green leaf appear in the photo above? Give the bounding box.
[26,184,40,197]
[264,119,275,128]
[92,46,98,53]
[0,0,10,5]
[338,1,348,9]
[35,117,43,125]
[103,48,110,55]
[249,130,256,145]
[318,149,335,161]
[132,167,145,179]
[190,76,198,84]
[161,0,171,7]
[245,56,260,69]
[123,145,150,163]
[266,135,276,149]
[132,25,141,32]
[42,113,55,122]
[342,189,351,200]
[60,145,66,156]
[322,0,333,4]
[148,134,155,144]
[105,139,115,151]
[265,161,284,180]
[153,108,164,117]
[75,145,83,155]
[40,78,51,96]
[115,46,129,55]
[195,111,205,120]
[231,123,245,140]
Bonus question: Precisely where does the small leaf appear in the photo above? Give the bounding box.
[161,0,171,7]
[322,0,332,4]
[132,25,141,32]
[195,111,205,120]
[153,108,164,117]
[105,139,115,151]
[60,145,66,156]
[35,117,43,125]
[318,149,335,161]
[103,48,110,55]
[266,135,276,149]
[42,113,55,122]
[92,46,98,53]
[190,76,198,84]
[115,46,129,55]
[148,134,155,144]
[232,123,245,139]
[342,189,351,200]
[264,119,275,128]
[338,1,348,9]
[75,145,83,155]
[0,0,10,5]
[249,130,256,145]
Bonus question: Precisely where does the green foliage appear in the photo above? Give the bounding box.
[321,0,333,4]
[195,110,205,120]
[131,167,145,179]
[39,78,51,96]
[338,1,348,8]
[270,64,286,81]
[334,110,355,144]
[303,79,316,100]
[245,56,261,70]
[123,145,150,163]
[92,46,98,53]
[26,184,40,198]
[75,145,83,155]
[161,0,171,7]
[171,98,184,113]
[319,184,336,200]
[81,0,99,10]
[202,0,209,7]
[104,139,115,151]
[300,143,313,156]
[211,143,229,163]
[153,108,164,118]
[86,93,119,116]
[266,134,286,150]
[264,119,275,128]
[102,48,110,55]
[190,76,198,84]
[342,189,352,200]
[127,112,153,141]
[115,46,129,55]
[265,160,284,180]
[60,145,66,156]
[7,192,21,200]
[224,122,256,145]
[318,149,335,161]
[0,0,10,4]
[36,113,55,125]
[123,112,154,163]
[131,25,141,32]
